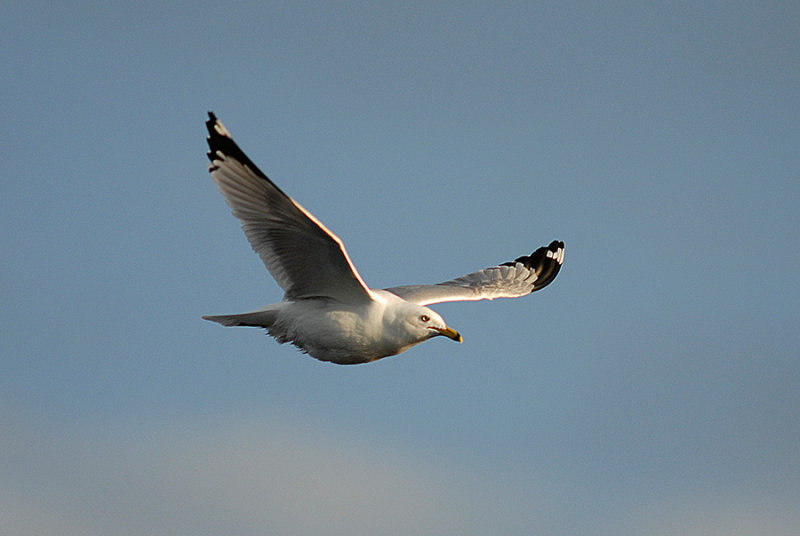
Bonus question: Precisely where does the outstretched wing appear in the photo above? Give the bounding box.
[385,241,564,306]
[205,112,374,304]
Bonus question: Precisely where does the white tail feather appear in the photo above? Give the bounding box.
[202,308,278,328]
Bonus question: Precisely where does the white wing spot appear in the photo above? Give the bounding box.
[214,121,231,137]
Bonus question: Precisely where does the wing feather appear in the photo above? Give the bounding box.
[205,112,374,304]
[385,241,564,306]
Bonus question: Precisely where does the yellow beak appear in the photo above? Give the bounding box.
[434,326,463,343]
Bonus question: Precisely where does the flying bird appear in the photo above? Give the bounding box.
[203,112,564,364]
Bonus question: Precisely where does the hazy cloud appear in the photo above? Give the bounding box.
[3,408,797,536]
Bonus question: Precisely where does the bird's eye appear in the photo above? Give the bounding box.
[420,314,430,322]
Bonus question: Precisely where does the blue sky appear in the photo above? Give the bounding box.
[2,1,799,534]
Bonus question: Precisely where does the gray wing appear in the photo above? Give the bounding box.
[385,241,564,306]
[205,112,374,304]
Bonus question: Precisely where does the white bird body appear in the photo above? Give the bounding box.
[207,290,452,364]
[202,113,564,364]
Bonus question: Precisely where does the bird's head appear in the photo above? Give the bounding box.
[403,304,463,344]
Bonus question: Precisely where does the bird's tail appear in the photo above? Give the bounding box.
[202,306,278,328]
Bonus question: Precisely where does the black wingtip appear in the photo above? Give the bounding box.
[205,112,227,161]
[204,113,270,180]
[502,240,565,292]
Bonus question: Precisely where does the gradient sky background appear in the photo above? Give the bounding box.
[2,2,799,535]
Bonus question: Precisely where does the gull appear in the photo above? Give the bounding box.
[203,112,564,365]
